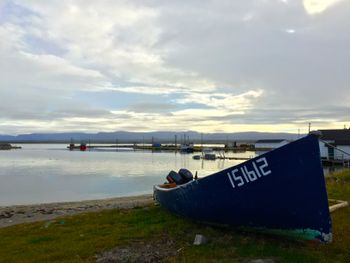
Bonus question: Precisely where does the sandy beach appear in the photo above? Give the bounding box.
[0,194,154,228]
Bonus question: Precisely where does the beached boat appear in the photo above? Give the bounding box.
[153,134,332,243]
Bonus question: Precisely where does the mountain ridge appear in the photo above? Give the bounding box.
[0,131,305,143]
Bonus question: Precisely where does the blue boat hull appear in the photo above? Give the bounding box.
[154,135,332,242]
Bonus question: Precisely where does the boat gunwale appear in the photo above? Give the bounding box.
[154,179,196,192]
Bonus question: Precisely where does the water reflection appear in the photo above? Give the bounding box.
[2,144,342,206]
[0,145,253,205]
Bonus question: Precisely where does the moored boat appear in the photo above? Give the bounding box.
[153,134,332,243]
[80,143,87,151]
[180,143,194,153]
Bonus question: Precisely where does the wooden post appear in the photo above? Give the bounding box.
[328,199,349,213]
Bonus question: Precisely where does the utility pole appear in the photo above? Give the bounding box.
[308,123,311,133]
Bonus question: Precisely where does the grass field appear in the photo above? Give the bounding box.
[0,169,349,262]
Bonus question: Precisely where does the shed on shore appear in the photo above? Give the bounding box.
[0,143,12,150]
[318,129,350,160]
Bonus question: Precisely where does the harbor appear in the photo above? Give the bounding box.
[1,0,349,261]
[0,142,256,206]
[66,142,254,152]
[0,169,349,262]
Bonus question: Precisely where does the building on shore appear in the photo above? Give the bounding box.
[318,129,350,160]
[0,143,21,150]
[0,143,12,150]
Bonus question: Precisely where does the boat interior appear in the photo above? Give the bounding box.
[158,182,177,189]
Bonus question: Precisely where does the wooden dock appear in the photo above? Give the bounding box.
[67,144,253,152]
[321,159,350,167]
[216,156,251,160]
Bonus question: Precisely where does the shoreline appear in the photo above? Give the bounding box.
[0,194,154,228]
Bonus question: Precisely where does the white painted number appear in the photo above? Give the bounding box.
[227,157,271,189]
[227,169,244,188]
[256,157,272,176]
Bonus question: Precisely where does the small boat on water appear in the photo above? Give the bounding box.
[180,143,194,153]
[204,153,216,160]
[153,134,332,243]
[192,153,217,160]
[203,148,216,160]
[80,143,87,151]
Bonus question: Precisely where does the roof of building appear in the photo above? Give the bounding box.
[317,129,350,141]
[333,140,350,146]
[255,139,287,143]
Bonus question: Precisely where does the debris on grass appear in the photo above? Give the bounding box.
[95,236,178,263]
[193,234,208,245]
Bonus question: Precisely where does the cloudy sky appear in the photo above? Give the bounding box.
[0,0,349,135]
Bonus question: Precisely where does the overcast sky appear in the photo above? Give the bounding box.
[0,0,349,135]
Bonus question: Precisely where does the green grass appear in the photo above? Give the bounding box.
[326,169,350,201]
[0,169,350,263]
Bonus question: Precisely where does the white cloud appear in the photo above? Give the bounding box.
[0,0,349,134]
[285,29,296,33]
[176,90,263,111]
[110,86,180,95]
[303,0,343,15]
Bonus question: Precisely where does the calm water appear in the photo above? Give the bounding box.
[0,144,255,206]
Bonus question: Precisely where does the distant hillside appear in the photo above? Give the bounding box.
[0,131,304,143]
